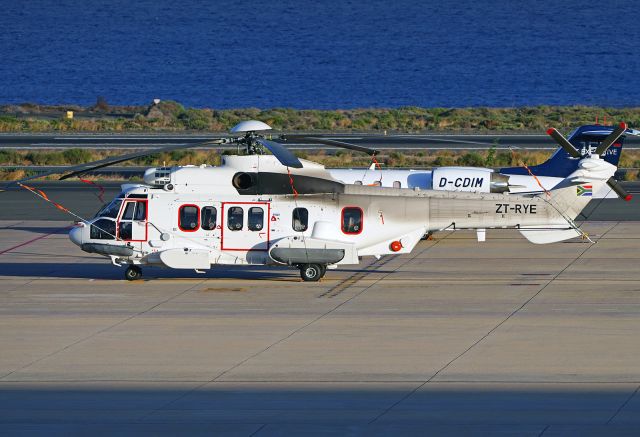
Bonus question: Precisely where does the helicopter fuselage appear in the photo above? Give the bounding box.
[67,154,608,280]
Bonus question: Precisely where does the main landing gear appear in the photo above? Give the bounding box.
[298,263,327,282]
[125,265,142,281]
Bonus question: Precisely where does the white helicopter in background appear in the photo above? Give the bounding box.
[15,120,622,282]
[312,123,634,201]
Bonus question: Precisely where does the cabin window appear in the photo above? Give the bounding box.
[227,206,244,231]
[201,206,217,231]
[372,180,382,187]
[341,207,363,234]
[90,218,116,240]
[354,180,363,185]
[292,207,308,232]
[248,207,264,231]
[393,181,402,188]
[179,205,199,231]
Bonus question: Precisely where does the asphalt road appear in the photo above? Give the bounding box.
[3,132,640,150]
[2,181,640,221]
[1,221,639,435]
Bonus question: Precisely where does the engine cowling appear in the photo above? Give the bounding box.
[431,167,510,193]
[143,167,172,187]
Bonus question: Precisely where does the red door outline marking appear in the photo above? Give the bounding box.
[221,201,271,251]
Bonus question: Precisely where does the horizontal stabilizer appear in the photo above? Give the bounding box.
[519,226,581,244]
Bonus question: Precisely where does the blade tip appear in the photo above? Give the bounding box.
[546,128,555,135]
[619,122,628,129]
[625,194,633,201]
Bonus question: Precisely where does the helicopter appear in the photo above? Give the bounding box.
[15,120,622,281]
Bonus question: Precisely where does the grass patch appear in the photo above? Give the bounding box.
[1,102,640,132]
[2,148,639,181]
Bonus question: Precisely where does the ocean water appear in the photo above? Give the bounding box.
[1,0,639,108]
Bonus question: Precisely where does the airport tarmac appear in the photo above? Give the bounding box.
[1,220,640,435]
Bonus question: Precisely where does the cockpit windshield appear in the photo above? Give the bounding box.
[94,199,122,218]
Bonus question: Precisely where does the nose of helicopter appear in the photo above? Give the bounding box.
[69,226,83,246]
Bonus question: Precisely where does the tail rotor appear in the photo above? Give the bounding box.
[546,122,632,201]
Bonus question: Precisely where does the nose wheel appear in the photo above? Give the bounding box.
[125,265,142,281]
[299,263,326,282]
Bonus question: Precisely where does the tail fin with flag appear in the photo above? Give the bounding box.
[519,155,617,244]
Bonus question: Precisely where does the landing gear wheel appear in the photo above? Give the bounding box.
[299,263,324,282]
[125,265,142,281]
[319,264,327,277]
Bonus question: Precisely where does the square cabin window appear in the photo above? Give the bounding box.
[248,207,264,231]
[342,207,363,234]
[292,207,308,232]
[201,206,217,231]
[227,206,244,231]
[179,205,199,231]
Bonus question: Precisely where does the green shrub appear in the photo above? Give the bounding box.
[178,109,211,130]
[457,152,485,166]
[0,150,22,164]
[25,151,66,165]
[62,148,92,164]
[432,155,455,166]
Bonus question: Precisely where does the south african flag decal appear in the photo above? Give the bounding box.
[577,185,593,196]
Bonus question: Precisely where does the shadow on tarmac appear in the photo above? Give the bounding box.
[0,260,396,281]
[0,386,634,434]
[0,263,307,281]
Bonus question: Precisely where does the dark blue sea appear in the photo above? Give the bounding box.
[1,0,639,108]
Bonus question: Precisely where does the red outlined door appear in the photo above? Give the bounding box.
[117,199,148,242]
[221,202,270,251]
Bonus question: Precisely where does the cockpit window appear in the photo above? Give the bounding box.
[95,199,122,219]
[90,218,116,240]
[122,202,135,220]
[134,202,147,220]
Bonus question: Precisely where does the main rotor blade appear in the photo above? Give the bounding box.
[546,128,581,158]
[607,177,632,201]
[595,122,627,156]
[256,139,303,168]
[280,135,378,156]
[9,139,225,185]
[59,139,226,180]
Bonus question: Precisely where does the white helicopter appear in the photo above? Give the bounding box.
[16,121,621,281]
